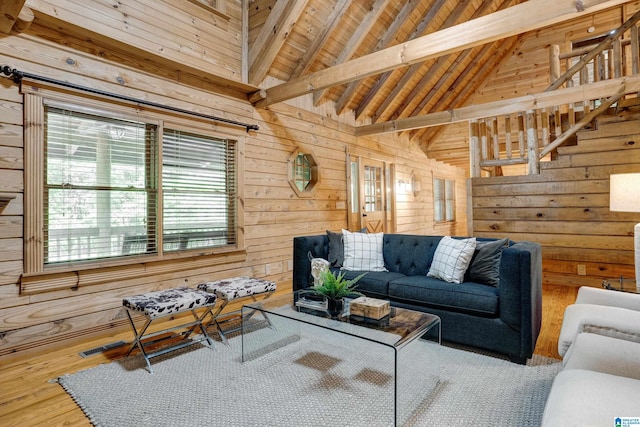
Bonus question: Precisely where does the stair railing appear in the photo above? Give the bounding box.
[469,10,640,178]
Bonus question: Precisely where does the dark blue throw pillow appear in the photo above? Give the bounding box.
[466,238,509,287]
[326,230,344,267]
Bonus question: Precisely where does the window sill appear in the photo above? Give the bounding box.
[20,248,247,295]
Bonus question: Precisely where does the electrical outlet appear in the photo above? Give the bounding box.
[265,264,271,275]
[577,264,587,276]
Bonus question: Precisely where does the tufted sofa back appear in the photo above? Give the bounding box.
[382,234,442,276]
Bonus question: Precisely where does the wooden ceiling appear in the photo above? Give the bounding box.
[247,0,633,168]
[248,0,526,150]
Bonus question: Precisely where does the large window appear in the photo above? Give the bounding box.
[36,98,238,267]
[434,177,455,223]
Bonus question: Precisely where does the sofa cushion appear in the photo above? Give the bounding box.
[427,236,476,284]
[342,230,387,271]
[326,230,345,267]
[383,234,441,276]
[326,228,367,267]
[336,269,405,297]
[465,238,509,287]
[388,276,499,316]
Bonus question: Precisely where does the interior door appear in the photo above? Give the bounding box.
[361,160,386,233]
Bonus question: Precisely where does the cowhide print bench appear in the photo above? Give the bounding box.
[122,287,218,373]
[197,276,277,344]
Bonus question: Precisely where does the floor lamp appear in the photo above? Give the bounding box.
[609,173,640,291]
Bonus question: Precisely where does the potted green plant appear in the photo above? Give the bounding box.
[305,270,366,317]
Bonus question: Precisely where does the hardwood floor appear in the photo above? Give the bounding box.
[0,283,577,426]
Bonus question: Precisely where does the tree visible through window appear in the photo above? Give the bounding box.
[43,106,237,265]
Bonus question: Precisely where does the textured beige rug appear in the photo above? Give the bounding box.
[57,326,560,426]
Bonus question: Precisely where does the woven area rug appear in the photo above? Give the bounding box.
[56,325,560,427]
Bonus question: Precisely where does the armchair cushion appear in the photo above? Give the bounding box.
[558,303,640,357]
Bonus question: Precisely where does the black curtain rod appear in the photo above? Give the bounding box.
[0,65,259,132]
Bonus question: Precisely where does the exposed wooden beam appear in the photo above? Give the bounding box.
[248,0,309,85]
[12,5,34,33]
[311,0,394,106]
[334,0,420,115]
[352,0,448,119]
[0,0,26,33]
[414,35,524,145]
[251,0,632,108]
[395,0,513,120]
[289,0,350,79]
[354,75,640,136]
[372,0,492,123]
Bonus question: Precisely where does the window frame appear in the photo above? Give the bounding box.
[433,176,456,223]
[22,83,245,283]
[287,147,320,198]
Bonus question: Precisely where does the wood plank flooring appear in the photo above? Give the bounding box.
[0,283,578,426]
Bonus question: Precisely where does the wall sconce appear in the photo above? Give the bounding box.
[410,172,421,197]
[397,179,410,194]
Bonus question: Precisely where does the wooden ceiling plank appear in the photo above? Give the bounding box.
[352,0,449,119]
[413,35,523,144]
[334,0,419,115]
[252,0,632,108]
[312,0,395,106]
[0,0,26,33]
[289,0,351,79]
[334,0,427,115]
[396,0,514,120]
[373,0,497,123]
[353,74,640,136]
[248,0,309,85]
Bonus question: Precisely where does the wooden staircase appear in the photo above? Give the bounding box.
[470,100,640,289]
[542,99,640,170]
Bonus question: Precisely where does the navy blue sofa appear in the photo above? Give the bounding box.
[292,233,543,364]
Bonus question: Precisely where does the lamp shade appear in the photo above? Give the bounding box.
[610,173,640,213]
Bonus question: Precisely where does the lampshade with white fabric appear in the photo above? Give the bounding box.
[610,173,640,291]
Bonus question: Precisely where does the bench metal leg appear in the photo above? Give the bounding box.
[205,292,276,345]
[125,307,216,374]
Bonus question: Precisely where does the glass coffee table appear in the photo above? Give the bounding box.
[241,291,441,426]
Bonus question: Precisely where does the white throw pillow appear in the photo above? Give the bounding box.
[427,236,477,284]
[342,230,387,272]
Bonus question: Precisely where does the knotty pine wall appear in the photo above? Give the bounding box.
[432,2,640,289]
[0,1,465,358]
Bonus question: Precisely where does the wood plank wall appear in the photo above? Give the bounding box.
[446,2,640,288]
[0,0,465,358]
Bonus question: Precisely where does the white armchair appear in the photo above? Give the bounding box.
[542,288,640,427]
[557,286,640,358]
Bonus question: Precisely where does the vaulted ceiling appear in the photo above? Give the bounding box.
[248,0,526,154]
[246,0,634,169]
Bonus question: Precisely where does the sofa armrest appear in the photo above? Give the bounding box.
[292,235,329,292]
[498,241,543,357]
[576,286,640,311]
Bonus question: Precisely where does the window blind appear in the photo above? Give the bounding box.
[162,129,236,251]
[44,107,155,263]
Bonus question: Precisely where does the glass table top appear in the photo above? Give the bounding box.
[242,291,440,349]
